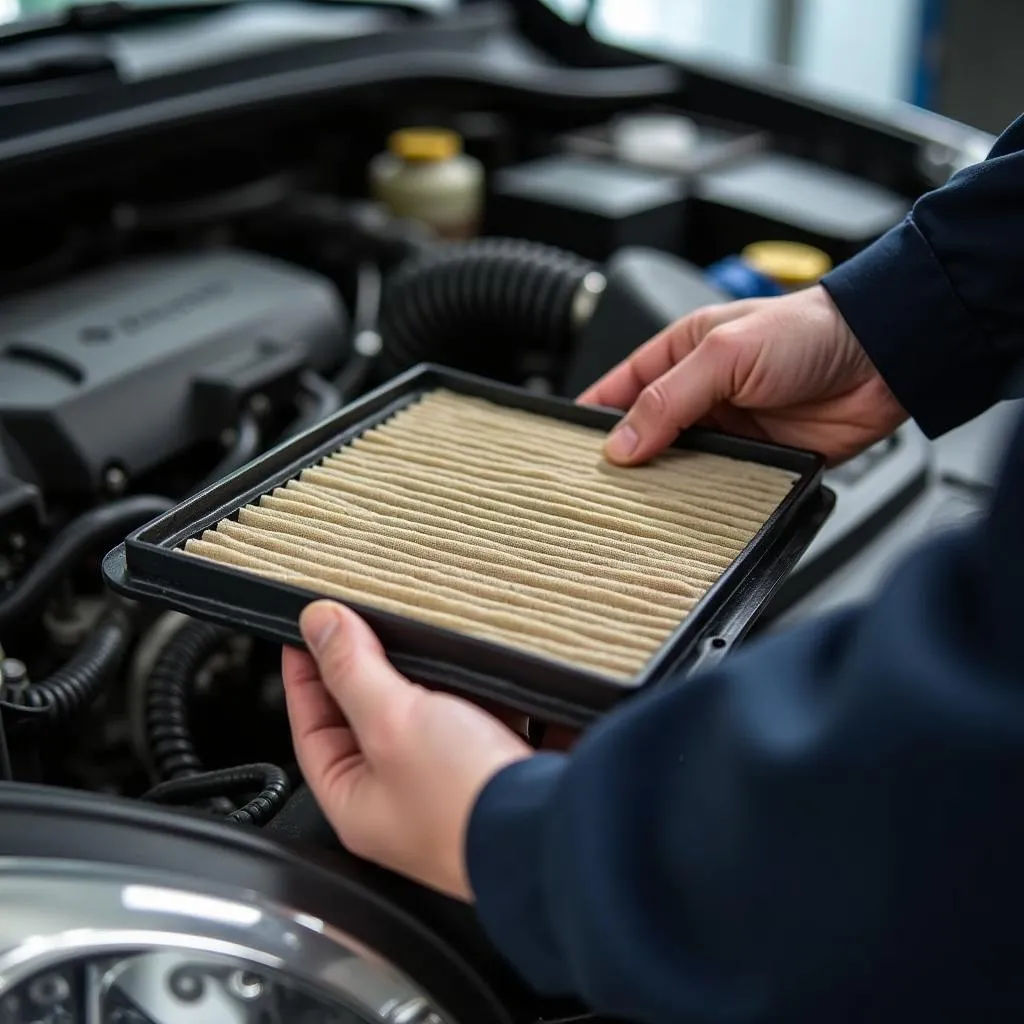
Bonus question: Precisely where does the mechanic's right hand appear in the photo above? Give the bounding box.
[579,283,907,466]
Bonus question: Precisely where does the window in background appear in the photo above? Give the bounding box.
[558,0,938,112]
[791,0,926,108]
[590,0,779,70]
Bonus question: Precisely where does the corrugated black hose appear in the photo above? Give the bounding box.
[378,237,602,382]
[144,619,230,779]
[141,763,291,827]
[144,619,290,824]
[1,603,134,726]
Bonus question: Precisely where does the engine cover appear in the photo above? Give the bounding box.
[0,250,345,497]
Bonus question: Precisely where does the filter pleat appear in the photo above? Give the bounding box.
[182,390,796,678]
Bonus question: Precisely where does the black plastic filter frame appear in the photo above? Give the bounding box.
[103,364,834,727]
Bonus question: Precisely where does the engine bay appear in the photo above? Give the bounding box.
[0,3,1007,1019]
[0,128,899,796]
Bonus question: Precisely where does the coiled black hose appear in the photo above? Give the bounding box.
[378,238,600,382]
[144,619,290,825]
[0,496,172,632]
[1,604,133,725]
[144,619,232,782]
[141,763,292,827]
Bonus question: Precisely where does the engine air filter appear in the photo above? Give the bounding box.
[105,365,833,725]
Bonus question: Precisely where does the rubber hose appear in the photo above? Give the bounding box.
[144,619,233,783]
[0,495,172,633]
[141,763,292,827]
[282,371,343,441]
[378,238,598,382]
[7,604,133,724]
[190,412,261,495]
[123,172,297,233]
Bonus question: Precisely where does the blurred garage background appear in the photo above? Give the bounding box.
[538,0,1020,134]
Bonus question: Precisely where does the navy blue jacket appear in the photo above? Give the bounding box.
[466,114,1024,1023]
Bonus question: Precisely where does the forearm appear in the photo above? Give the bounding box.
[822,114,1024,437]
[467,415,1024,1024]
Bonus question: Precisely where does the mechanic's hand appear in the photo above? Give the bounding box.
[282,601,532,901]
[579,284,907,466]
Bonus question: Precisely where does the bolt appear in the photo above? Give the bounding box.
[0,659,28,688]
[168,968,204,1003]
[104,466,128,496]
[354,329,383,358]
[8,534,24,552]
[226,970,264,1001]
[27,973,70,1006]
[248,393,271,417]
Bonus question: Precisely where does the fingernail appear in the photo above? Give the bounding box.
[605,423,638,462]
[300,601,344,655]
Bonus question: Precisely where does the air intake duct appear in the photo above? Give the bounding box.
[377,238,604,384]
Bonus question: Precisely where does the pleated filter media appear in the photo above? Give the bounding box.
[181,390,797,679]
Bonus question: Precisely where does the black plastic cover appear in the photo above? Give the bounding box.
[687,151,910,265]
[0,249,346,497]
[104,365,833,726]
[563,246,728,397]
[487,154,686,261]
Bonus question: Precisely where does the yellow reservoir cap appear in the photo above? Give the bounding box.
[388,127,462,163]
[741,241,833,288]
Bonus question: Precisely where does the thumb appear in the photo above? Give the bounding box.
[604,329,738,466]
[299,601,413,738]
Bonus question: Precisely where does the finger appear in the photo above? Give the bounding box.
[605,328,741,465]
[281,645,358,795]
[299,601,415,739]
[577,301,754,411]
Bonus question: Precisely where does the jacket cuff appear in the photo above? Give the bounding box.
[821,215,1001,438]
[466,753,570,994]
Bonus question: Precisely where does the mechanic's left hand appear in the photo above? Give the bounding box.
[282,600,532,901]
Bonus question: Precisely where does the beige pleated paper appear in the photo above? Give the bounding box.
[182,390,797,678]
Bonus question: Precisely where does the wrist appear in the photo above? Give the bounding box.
[821,218,1000,437]
[453,749,534,902]
[464,753,564,902]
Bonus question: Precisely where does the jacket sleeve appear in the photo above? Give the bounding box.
[467,410,1024,1023]
[822,114,1024,437]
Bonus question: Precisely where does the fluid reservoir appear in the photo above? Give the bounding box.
[369,127,484,240]
[705,241,832,299]
[609,112,699,171]
[741,241,833,290]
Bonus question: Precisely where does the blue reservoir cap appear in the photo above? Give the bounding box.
[705,255,785,300]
